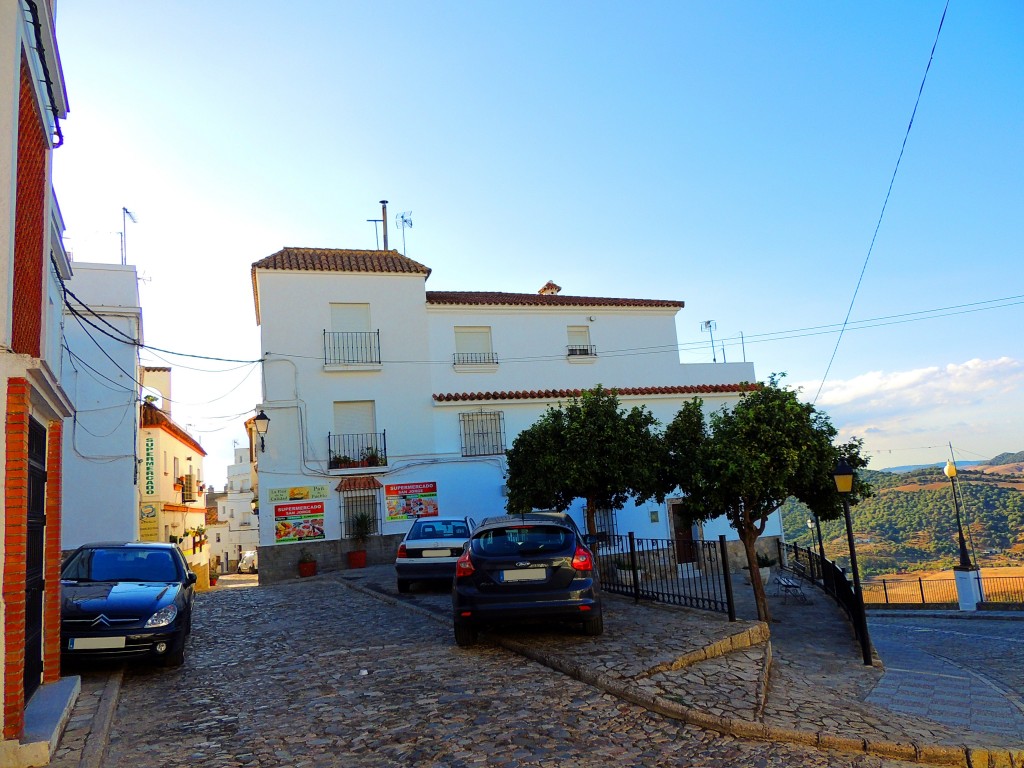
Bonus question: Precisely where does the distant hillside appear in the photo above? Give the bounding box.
[781,465,1024,578]
[879,461,984,473]
[989,451,1024,465]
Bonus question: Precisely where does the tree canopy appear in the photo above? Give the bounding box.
[504,385,665,534]
[663,374,869,621]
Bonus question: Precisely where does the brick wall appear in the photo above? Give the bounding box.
[3,379,30,739]
[11,54,47,358]
[43,420,62,684]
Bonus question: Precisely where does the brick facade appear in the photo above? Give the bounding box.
[43,421,62,684]
[11,54,47,358]
[3,380,30,739]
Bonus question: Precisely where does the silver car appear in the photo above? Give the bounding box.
[395,516,475,592]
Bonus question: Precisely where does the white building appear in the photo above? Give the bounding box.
[209,445,260,573]
[250,248,780,581]
[61,262,142,549]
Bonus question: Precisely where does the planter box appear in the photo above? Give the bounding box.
[347,550,367,569]
[298,560,317,578]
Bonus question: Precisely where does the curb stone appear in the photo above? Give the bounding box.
[333,575,1016,768]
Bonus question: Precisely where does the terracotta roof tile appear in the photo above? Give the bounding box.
[252,248,431,276]
[432,383,755,402]
[335,476,384,492]
[425,291,683,309]
[140,402,207,456]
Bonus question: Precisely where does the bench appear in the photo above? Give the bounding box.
[774,563,809,604]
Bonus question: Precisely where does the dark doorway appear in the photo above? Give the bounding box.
[24,418,46,701]
[671,502,696,565]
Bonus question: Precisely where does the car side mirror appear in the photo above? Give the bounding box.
[187,572,198,585]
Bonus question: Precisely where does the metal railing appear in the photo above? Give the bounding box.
[328,432,387,468]
[453,352,499,365]
[982,576,1024,604]
[781,542,870,655]
[324,331,381,365]
[566,344,597,357]
[595,532,735,618]
[861,577,957,605]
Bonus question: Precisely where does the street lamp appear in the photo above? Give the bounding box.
[943,460,972,569]
[253,410,270,453]
[834,458,872,666]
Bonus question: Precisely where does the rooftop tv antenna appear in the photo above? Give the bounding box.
[700,320,717,363]
[121,207,137,265]
[395,211,412,255]
[366,218,382,249]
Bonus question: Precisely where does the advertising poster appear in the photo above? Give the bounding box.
[139,504,158,541]
[386,482,438,522]
[270,485,329,542]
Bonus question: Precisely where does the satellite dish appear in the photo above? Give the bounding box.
[396,211,413,254]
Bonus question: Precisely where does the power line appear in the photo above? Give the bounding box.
[813,0,950,404]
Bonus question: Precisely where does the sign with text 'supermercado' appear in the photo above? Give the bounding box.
[385,482,438,522]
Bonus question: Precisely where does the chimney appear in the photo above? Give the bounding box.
[380,200,388,251]
[538,280,562,295]
[141,366,173,415]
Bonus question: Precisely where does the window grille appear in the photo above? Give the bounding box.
[460,412,506,456]
[594,506,618,539]
[343,493,380,537]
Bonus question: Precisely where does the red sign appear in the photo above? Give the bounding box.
[275,501,325,518]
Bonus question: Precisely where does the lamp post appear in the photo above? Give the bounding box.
[943,460,972,569]
[834,458,872,666]
[253,410,270,453]
[807,515,827,584]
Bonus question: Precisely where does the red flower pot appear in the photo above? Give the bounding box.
[347,550,367,569]
[298,560,317,578]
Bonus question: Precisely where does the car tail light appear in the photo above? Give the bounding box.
[455,550,475,579]
[571,546,593,572]
[397,543,407,558]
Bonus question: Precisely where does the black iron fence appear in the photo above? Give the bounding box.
[780,542,870,656]
[328,432,387,468]
[324,331,381,365]
[859,573,1024,606]
[594,532,736,619]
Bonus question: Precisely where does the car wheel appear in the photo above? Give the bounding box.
[581,615,604,637]
[453,621,477,647]
[396,579,411,593]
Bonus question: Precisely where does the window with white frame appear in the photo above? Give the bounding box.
[567,325,595,356]
[453,326,496,365]
[459,412,506,456]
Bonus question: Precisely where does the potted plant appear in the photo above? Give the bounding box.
[744,552,776,584]
[208,568,219,587]
[298,548,317,578]
[361,447,381,467]
[329,454,353,469]
[346,511,375,568]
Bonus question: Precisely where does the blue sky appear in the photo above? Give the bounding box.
[51,2,1023,485]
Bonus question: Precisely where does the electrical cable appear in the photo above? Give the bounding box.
[813,0,950,404]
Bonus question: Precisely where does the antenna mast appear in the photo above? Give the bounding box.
[700,320,717,363]
[396,211,413,255]
[380,200,389,250]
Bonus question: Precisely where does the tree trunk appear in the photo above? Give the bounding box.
[741,528,772,623]
[585,497,598,536]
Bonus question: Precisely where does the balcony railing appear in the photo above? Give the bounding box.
[324,331,381,365]
[453,352,498,366]
[567,344,597,357]
[328,431,387,469]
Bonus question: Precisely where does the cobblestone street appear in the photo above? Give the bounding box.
[54,572,932,768]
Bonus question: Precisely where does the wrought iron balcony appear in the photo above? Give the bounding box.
[566,345,597,357]
[328,431,387,469]
[324,331,381,365]
[453,352,499,365]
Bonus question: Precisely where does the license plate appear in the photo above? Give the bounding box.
[422,549,451,557]
[69,637,126,650]
[502,568,546,582]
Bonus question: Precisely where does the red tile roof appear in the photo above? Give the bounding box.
[140,402,207,455]
[252,248,431,276]
[432,384,755,402]
[425,291,683,309]
[335,476,384,492]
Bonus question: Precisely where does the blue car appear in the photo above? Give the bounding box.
[60,542,197,668]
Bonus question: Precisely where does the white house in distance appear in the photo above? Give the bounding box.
[208,444,260,573]
[250,247,782,582]
[137,368,210,576]
[61,262,143,550]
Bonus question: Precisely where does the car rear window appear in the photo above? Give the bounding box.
[408,520,470,540]
[63,548,181,582]
[473,525,573,556]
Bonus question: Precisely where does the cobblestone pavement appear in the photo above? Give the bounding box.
[50,569,1023,768]
[866,614,1024,738]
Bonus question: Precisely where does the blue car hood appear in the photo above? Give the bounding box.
[61,581,180,619]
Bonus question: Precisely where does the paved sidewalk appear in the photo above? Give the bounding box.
[50,568,1024,767]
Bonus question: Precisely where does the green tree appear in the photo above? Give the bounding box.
[664,374,869,622]
[505,385,666,535]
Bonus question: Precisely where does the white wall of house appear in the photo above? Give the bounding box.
[61,262,142,549]
[253,255,780,555]
[212,446,260,571]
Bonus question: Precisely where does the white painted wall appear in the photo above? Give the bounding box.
[253,264,779,550]
[61,262,142,548]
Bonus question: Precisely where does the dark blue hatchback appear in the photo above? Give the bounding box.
[451,513,603,646]
[60,542,197,668]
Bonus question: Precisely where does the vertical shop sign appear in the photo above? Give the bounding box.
[144,436,156,496]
